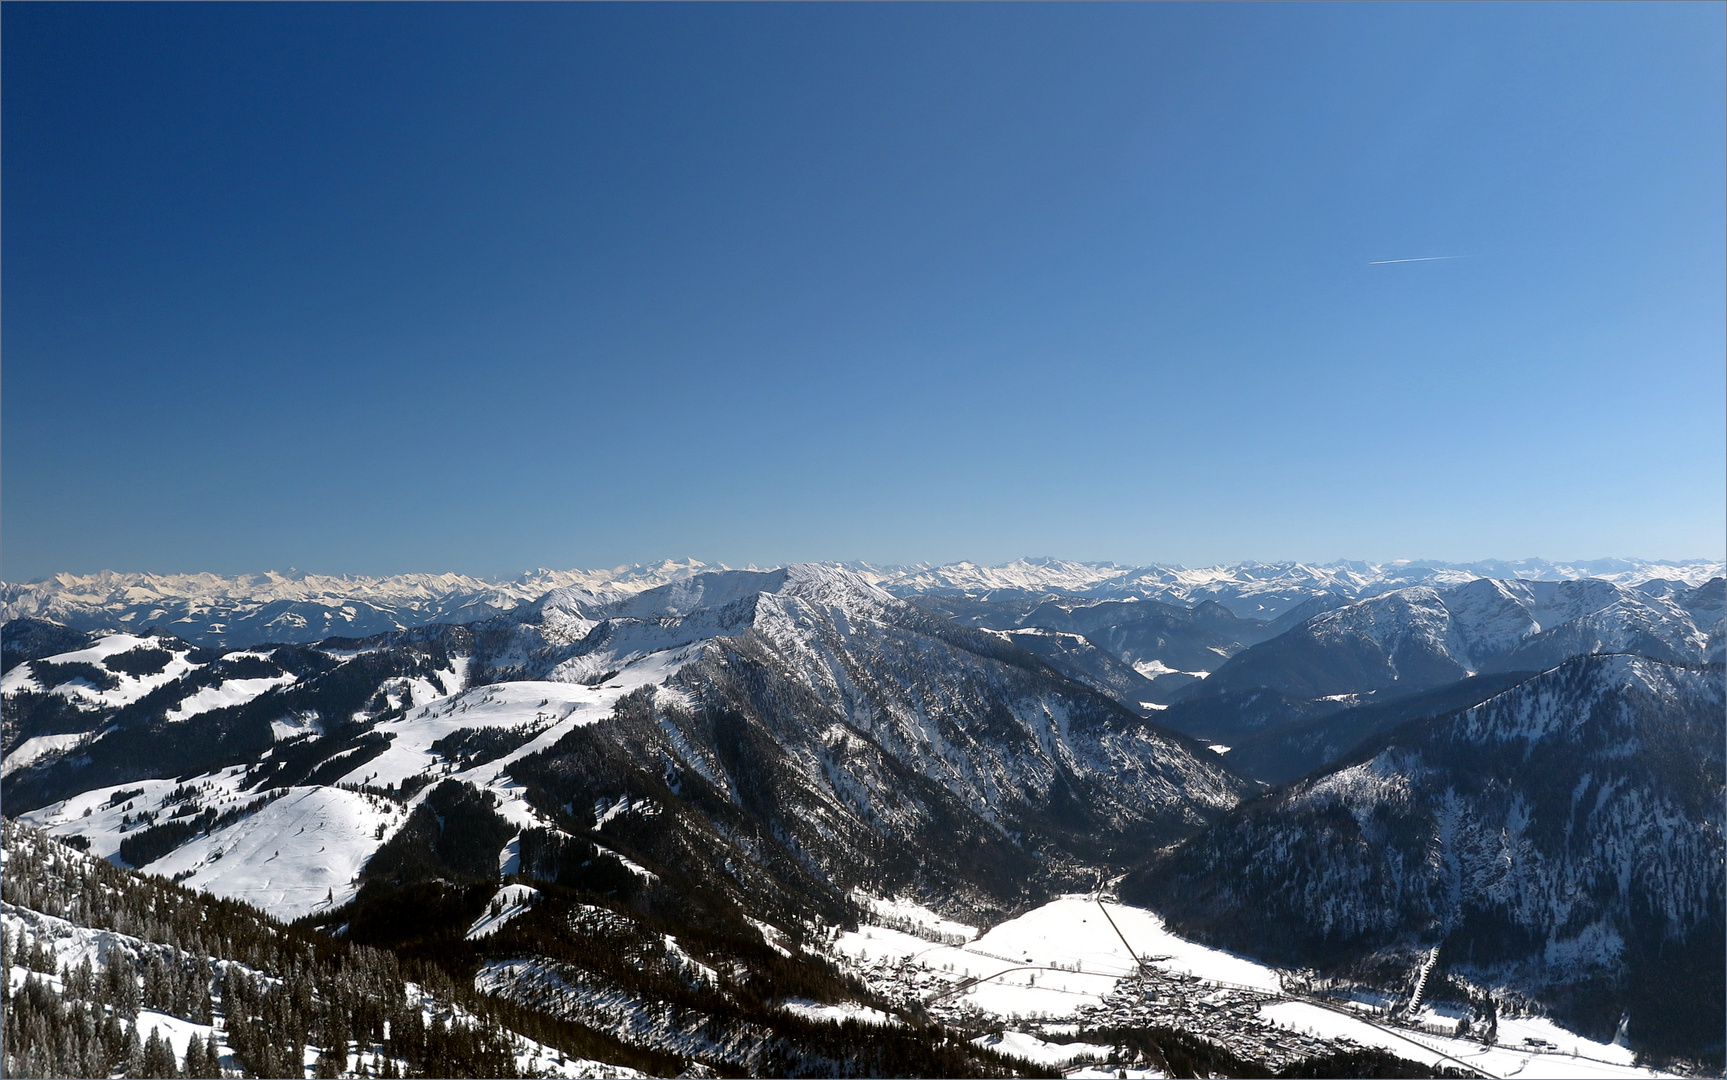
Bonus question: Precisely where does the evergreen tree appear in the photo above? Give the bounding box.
[121,1022,145,1079]
[314,1039,347,1079]
[182,1030,208,1080]
[142,1026,180,1079]
[195,1032,224,1080]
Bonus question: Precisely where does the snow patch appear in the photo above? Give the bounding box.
[166,673,296,721]
[778,998,902,1027]
[3,732,89,776]
[467,884,540,940]
[971,1030,1110,1067]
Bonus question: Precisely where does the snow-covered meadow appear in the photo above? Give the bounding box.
[837,893,1680,1080]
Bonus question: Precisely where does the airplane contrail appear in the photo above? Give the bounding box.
[1369,255,1468,265]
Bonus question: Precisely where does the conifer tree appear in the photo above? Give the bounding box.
[143,1026,180,1079]
[183,1030,208,1079]
[314,1038,346,1079]
[121,1022,144,1079]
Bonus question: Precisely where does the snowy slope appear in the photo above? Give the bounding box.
[0,633,202,710]
[2,822,649,1080]
[8,558,1715,1072]
[11,635,718,918]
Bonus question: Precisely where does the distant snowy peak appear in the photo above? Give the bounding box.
[8,559,724,609]
[856,557,1727,616]
[1,560,728,647]
[6,556,1720,648]
[848,558,1137,596]
[521,565,895,631]
[489,565,914,685]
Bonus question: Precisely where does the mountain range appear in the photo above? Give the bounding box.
[6,557,1720,648]
[4,557,1723,1075]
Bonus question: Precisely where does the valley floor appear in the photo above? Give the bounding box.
[834,893,1682,1080]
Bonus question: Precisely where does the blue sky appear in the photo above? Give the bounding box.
[4,3,1722,580]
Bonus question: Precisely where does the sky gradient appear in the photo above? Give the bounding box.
[4,3,1723,581]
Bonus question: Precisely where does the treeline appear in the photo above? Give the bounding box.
[3,973,220,1079]
[0,821,677,1078]
[111,789,286,870]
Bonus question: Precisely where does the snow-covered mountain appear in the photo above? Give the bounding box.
[8,560,1721,1071]
[857,557,1727,619]
[1202,576,1721,698]
[0,561,722,648]
[1156,576,1724,770]
[4,566,1244,1026]
[0,821,1037,1079]
[6,566,1242,898]
[8,556,1720,649]
[1,563,1267,1074]
[1124,653,1726,1061]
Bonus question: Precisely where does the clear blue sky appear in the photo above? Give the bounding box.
[4,3,1722,581]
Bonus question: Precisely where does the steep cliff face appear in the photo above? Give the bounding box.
[1125,655,1726,1058]
[502,564,1247,921]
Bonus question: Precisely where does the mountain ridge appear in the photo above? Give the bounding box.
[7,557,1721,649]
[1122,653,1726,1060]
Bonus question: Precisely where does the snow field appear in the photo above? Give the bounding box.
[133,1010,237,1073]
[17,767,408,919]
[971,1030,1112,1067]
[343,642,710,795]
[2,732,91,777]
[467,884,541,940]
[850,890,980,942]
[0,632,200,709]
[165,672,297,721]
[343,679,608,790]
[835,895,1280,1020]
[1255,1000,1669,1079]
[776,998,903,1027]
[16,640,716,923]
[143,786,408,918]
[836,895,1676,1079]
[19,770,255,861]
